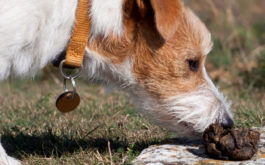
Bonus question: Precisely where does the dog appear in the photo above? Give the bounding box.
[0,0,233,164]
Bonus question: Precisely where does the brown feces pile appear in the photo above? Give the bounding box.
[203,124,260,160]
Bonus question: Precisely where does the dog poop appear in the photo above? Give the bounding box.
[203,124,260,160]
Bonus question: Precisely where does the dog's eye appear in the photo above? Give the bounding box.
[187,59,199,72]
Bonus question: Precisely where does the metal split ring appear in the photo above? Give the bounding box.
[59,60,83,80]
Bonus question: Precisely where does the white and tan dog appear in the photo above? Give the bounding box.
[0,0,233,164]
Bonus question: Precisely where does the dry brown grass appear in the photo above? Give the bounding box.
[185,0,265,87]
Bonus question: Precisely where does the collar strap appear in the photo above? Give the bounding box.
[65,0,91,68]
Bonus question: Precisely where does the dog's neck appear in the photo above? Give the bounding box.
[53,0,125,67]
[0,0,125,80]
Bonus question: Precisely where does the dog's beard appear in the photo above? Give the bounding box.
[165,85,231,133]
[131,84,232,136]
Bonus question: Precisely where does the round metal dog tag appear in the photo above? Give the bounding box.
[56,91,80,113]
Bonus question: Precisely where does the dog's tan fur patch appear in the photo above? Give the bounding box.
[87,0,211,99]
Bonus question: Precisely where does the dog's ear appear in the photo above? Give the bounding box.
[128,0,182,40]
[134,0,182,39]
[149,0,182,39]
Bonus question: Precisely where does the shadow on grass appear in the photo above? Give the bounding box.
[1,129,203,160]
[1,130,129,159]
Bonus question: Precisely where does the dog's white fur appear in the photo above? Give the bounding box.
[90,0,124,37]
[0,0,233,163]
[84,48,135,87]
[0,0,77,79]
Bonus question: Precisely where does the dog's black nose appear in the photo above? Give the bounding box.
[221,117,234,128]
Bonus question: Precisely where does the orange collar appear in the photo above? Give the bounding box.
[64,0,91,68]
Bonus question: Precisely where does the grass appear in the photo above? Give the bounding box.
[0,77,170,164]
[0,74,264,164]
[0,0,265,164]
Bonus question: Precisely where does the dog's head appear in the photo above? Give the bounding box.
[85,0,233,136]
